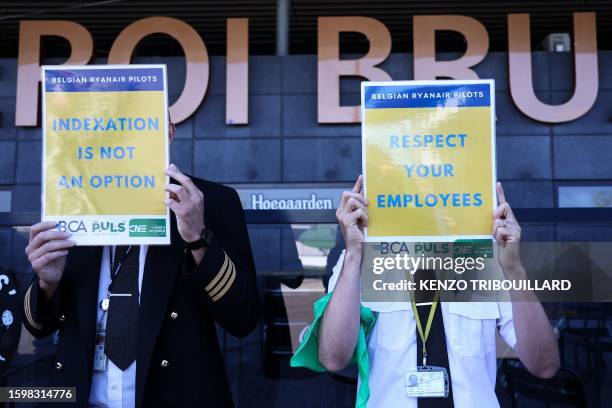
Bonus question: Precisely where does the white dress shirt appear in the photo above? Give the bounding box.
[89,245,148,408]
[329,250,517,408]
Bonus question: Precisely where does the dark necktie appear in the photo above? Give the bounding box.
[105,246,140,370]
[414,270,454,408]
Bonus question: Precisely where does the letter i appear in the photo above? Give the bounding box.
[78,146,82,159]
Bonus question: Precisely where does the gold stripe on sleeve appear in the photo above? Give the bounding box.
[208,261,235,299]
[211,263,236,302]
[24,284,43,331]
[204,253,230,293]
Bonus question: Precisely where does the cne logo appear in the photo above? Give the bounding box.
[130,224,147,233]
[129,219,166,237]
[56,220,87,233]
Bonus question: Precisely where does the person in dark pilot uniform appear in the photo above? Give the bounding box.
[21,118,261,407]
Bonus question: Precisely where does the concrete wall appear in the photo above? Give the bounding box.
[1,51,611,275]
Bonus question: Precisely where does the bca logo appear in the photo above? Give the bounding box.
[56,220,87,233]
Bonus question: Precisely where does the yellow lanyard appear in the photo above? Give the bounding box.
[411,294,440,367]
[410,275,441,367]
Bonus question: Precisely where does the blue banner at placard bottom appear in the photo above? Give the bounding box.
[364,83,491,109]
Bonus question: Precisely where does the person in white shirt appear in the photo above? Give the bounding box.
[317,175,560,407]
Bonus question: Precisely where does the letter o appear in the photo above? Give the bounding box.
[425,194,438,207]
[108,17,209,124]
[90,175,101,188]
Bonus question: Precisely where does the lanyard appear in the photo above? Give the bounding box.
[410,294,440,367]
[108,245,133,292]
[409,270,443,367]
[100,246,134,312]
[99,245,132,316]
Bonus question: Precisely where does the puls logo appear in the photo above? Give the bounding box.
[92,222,125,233]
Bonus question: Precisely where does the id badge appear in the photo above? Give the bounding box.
[405,366,449,398]
[93,321,107,372]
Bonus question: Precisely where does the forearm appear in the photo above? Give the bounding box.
[507,266,560,378]
[318,250,362,371]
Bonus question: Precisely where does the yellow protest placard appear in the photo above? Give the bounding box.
[42,65,170,245]
[361,80,496,242]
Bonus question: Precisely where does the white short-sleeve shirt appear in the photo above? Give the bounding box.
[328,250,517,408]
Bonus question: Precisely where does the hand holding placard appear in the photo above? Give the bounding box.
[336,175,369,254]
[493,182,523,274]
[164,164,206,244]
[25,221,75,299]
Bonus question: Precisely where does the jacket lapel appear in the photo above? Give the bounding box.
[135,214,183,408]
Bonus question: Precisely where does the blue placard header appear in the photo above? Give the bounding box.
[364,83,491,109]
[44,68,164,92]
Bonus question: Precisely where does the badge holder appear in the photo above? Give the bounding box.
[406,365,449,398]
[93,313,107,372]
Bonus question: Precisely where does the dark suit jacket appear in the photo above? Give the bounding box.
[22,177,261,407]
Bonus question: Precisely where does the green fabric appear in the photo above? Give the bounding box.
[290,292,377,408]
